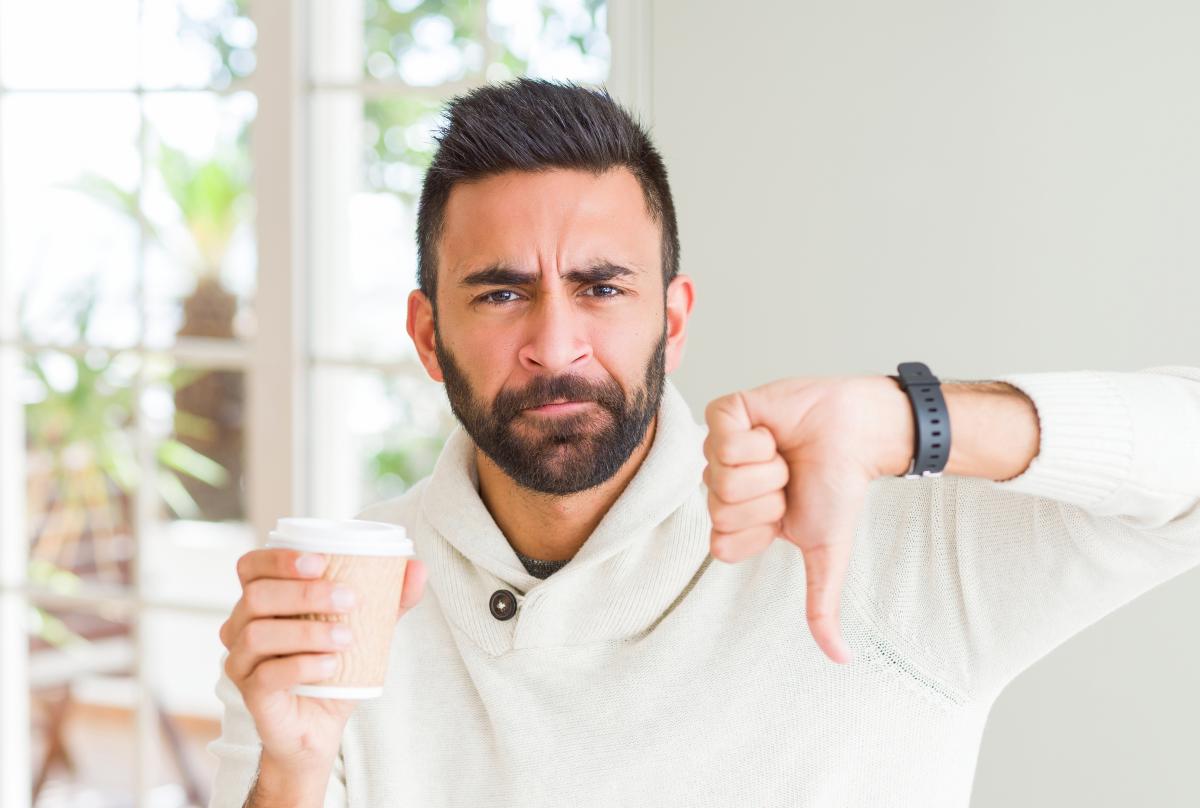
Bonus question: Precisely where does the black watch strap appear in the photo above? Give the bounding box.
[887,361,951,478]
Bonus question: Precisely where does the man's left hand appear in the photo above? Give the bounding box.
[701,376,917,665]
[702,373,1041,665]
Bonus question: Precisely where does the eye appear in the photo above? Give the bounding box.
[583,284,623,298]
[478,289,521,305]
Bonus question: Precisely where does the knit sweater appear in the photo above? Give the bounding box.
[208,368,1200,808]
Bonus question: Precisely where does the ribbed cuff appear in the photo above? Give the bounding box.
[986,370,1135,511]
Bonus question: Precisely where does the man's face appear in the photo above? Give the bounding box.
[410,167,690,496]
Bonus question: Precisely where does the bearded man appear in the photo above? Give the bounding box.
[210,78,1200,808]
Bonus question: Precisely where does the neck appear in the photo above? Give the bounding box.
[476,414,659,562]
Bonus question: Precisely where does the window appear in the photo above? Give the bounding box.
[0,1,634,806]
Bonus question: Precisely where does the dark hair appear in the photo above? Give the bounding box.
[416,77,680,309]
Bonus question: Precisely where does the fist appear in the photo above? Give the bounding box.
[702,376,914,665]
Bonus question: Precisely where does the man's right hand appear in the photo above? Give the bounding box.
[218,547,428,779]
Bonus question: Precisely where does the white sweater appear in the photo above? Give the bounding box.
[208,368,1200,808]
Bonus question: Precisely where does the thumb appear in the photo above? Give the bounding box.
[781,467,866,665]
[398,558,427,617]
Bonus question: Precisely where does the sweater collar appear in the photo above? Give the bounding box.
[419,379,707,593]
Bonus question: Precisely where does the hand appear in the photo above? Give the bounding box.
[218,548,428,774]
[702,376,913,665]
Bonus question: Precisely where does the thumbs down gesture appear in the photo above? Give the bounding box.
[701,373,1040,665]
[701,376,919,665]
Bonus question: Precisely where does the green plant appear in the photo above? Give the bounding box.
[22,288,232,544]
[368,432,446,495]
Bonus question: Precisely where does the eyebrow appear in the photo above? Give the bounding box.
[457,261,637,288]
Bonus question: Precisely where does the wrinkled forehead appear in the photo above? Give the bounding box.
[438,167,662,283]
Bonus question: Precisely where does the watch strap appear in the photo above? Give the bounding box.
[887,361,951,478]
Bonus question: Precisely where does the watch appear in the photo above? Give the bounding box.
[887,361,951,478]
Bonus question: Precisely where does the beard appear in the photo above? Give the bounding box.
[434,327,667,496]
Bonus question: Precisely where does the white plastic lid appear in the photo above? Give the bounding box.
[265,517,413,557]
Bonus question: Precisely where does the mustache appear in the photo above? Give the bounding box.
[492,374,626,422]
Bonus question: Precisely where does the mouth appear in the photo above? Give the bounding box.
[523,398,595,415]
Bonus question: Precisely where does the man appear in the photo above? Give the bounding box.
[209,78,1200,807]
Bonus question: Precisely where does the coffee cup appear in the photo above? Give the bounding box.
[265,517,414,699]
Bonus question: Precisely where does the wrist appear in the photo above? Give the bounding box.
[250,752,335,808]
[874,375,918,478]
[942,381,1040,480]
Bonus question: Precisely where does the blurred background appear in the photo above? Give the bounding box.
[0,1,612,806]
[1,1,1197,807]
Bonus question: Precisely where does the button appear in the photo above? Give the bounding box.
[489,589,517,621]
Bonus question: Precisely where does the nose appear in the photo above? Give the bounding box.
[517,293,592,375]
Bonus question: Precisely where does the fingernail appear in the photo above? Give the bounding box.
[320,656,338,675]
[331,624,352,647]
[331,586,356,611]
[296,554,323,576]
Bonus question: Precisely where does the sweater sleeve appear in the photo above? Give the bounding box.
[206,653,349,808]
[844,366,1200,704]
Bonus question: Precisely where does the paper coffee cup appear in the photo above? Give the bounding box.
[265,517,414,699]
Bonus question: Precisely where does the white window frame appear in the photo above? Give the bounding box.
[0,1,649,805]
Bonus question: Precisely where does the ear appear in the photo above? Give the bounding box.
[663,274,696,374]
[407,289,444,382]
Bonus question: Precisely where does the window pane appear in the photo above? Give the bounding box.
[139,607,227,806]
[24,349,139,596]
[486,0,610,84]
[1,94,141,348]
[141,0,257,90]
[310,92,444,362]
[141,519,251,613]
[310,366,453,518]
[29,604,136,805]
[311,0,486,85]
[142,357,246,526]
[138,355,252,611]
[0,0,139,90]
[143,92,258,348]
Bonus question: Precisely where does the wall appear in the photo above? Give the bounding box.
[645,1,1200,805]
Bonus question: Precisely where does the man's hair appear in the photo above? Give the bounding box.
[416,77,680,309]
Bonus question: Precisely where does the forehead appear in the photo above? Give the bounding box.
[438,167,661,278]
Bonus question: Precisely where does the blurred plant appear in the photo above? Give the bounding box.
[155,140,249,521]
[69,136,250,283]
[62,123,251,521]
[176,0,256,88]
[368,433,446,497]
[22,0,252,704]
[22,284,232,585]
[26,561,90,648]
[364,0,483,84]
[362,95,446,201]
[359,0,608,202]
[29,607,87,648]
[363,373,454,501]
[20,291,228,642]
[158,142,250,275]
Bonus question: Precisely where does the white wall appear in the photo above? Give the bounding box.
[645,1,1200,805]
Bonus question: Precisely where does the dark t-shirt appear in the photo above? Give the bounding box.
[512,547,572,579]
